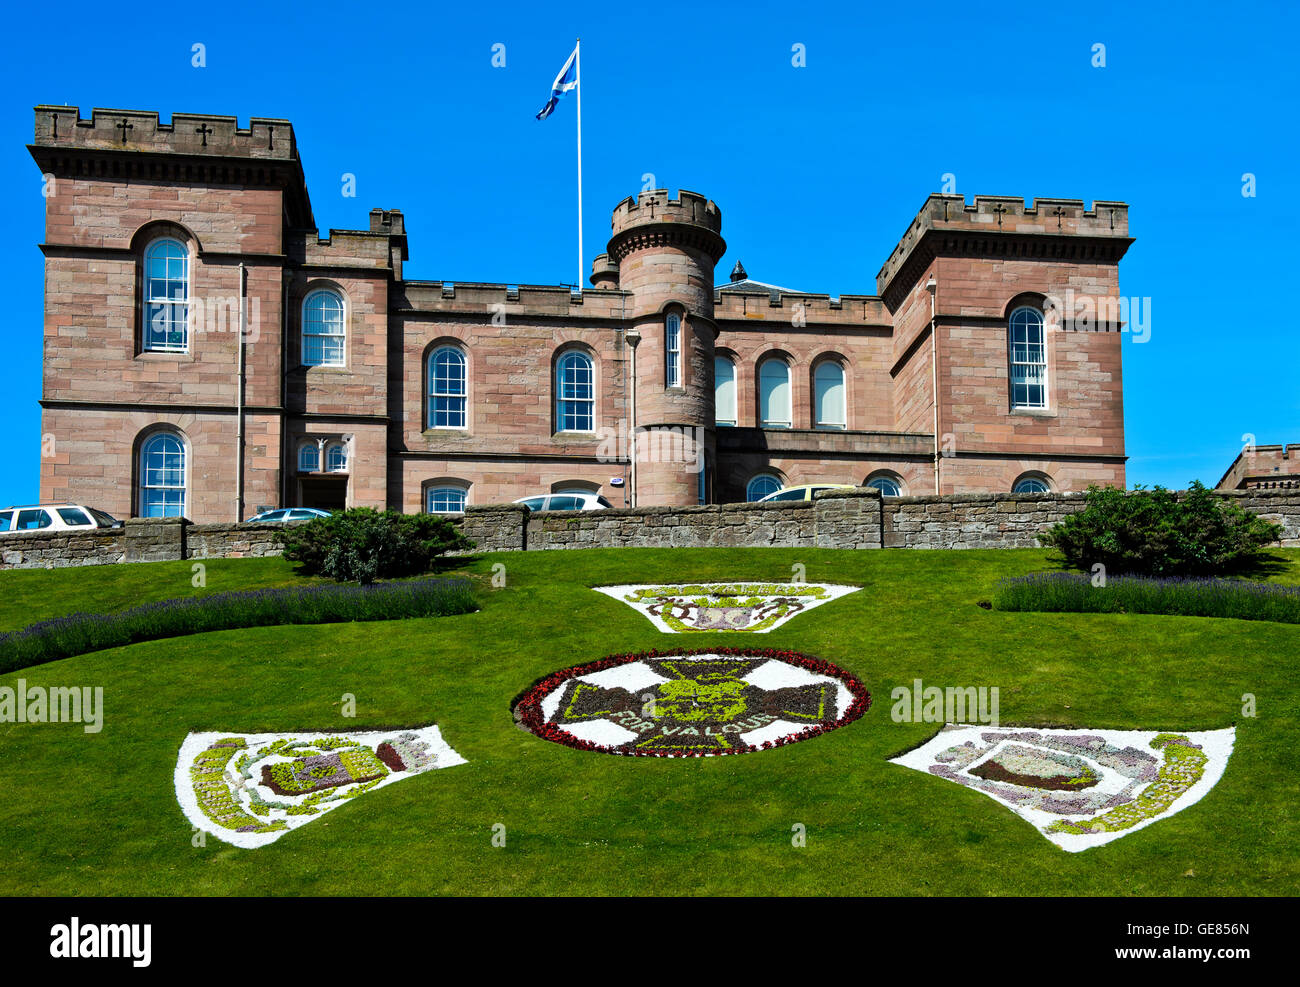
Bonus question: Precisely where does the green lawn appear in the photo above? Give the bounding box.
[1,547,1297,896]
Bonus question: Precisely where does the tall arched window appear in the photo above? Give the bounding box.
[814,361,846,430]
[426,484,468,514]
[138,431,186,518]
[1009,307,1047,409]
[556,351,595,432]
[428,346,468,429]
[302,289,345,367]
[714,356,737,426]
[759,358,791,429]
[665,312,682,388]
[142,238,189,352]
[746,473,782,502]
[297,442,319,473]
[325,442,348,472]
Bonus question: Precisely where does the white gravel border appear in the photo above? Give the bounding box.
[594,583,861,633]
[890,725,1236,852]
[175,724,466,849]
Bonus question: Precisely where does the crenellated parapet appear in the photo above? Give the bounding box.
[713,290,891,327]
[30,105,312,227]
[876,194,1133,308]
[32,105,297,160]
[607,188,726,265]
[396,281,631,320]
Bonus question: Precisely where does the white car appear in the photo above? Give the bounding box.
[0,504,123,533]
[513,492,614,512]
[244,508,333,523]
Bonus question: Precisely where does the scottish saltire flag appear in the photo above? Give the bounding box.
[536,45,579,120]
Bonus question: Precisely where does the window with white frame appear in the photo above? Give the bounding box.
[142,238,189,352]
[814,361,846,429]
[302,289,345,367]
[428,346,468,428]
[298,443,319,473]
[746,473,782,502]
[866,473,902,497]
[665,312,682,388]
[1012,474,1051,494]
[325,442,348,472]
[714,356,736,426]
[556,351,595,432]
[1009,307,1047,409]
[139,431,186,517]
[427,485,468,514]
[759,358,791,428]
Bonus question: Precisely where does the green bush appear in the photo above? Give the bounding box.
[275,508,473,584]
[1039,482,1281,577]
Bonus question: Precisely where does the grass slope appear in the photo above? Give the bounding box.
[0,547,1297,896]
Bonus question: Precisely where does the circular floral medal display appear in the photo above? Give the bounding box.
[515,649,870,757]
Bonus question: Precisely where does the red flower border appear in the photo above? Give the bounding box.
[513,647,871,758]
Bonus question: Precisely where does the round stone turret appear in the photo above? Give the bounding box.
[606,190,726,507]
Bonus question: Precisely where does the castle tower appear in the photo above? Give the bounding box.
[602,189,726,506]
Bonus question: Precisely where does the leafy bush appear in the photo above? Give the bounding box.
[0,578,477,674]
[993,571,1300,625]
[1038,482,1281,576]
[275,508,473,584]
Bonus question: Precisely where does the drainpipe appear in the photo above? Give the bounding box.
[237,263,248,521]
[926,275,940,495]
[625,325,642,508]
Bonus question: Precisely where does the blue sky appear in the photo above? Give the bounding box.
[2,0,1297,506]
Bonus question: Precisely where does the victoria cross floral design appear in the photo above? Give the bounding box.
[175,724,466,848]
[514,648,870,756]
[593,583,860,633]
[890,725,1235,851]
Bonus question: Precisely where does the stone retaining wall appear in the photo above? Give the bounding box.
[2,488,1298,570]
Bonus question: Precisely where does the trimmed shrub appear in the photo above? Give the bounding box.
[1038,482,1281,577]
[0,578,477,674]
[276,508,473,584]
[993,571,1300,625]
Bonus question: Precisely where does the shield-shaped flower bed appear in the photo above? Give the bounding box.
[175,724,466,848]
[890,725,1235,851]
[514,648,870,756]
[594,583,860,633]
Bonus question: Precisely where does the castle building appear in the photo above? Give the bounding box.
[1217,444,1300,490]
[29,106,1132,521]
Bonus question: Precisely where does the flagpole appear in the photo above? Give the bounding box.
[575,37,584,291]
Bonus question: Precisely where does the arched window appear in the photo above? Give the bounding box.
[1009,307,1047,409]
[1013,474,1052,494]
[758,358,791,429]
[138,431,186,518]
[665,312,682,388]
[142,238,189,352]
[426,485,468,514]
[302,289,345,367]
[325,442,348,472]
[556,351,595,432]
[714,356,737,426]
[866,473,902,497]
[428,346,468,429]
[746,473,782,502]
[814,361,846,430]
[297,442,319,473]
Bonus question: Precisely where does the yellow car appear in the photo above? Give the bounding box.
[755,483,858,503]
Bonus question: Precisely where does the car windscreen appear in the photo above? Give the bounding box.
[87,508,120,527]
